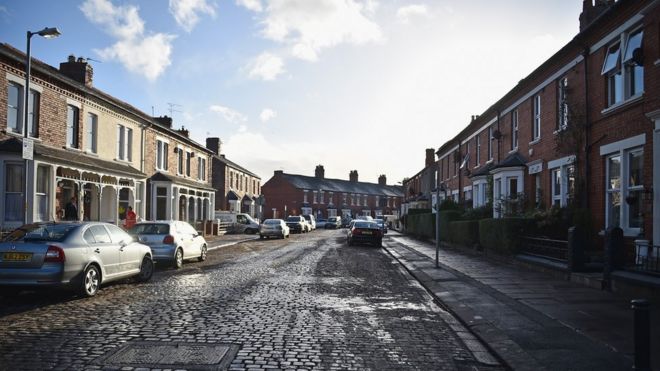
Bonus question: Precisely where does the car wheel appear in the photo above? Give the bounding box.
[376,239,383,248]
[137,256,154,282]
[260,235,264,240]
[198,245,208,262]
[80,264,100,297]
[174,248,184,269]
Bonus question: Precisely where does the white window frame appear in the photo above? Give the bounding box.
[605,147,644,236]
[475,134,481,166]
[66,104,80,149]
[177,147,184,175]
[313,190,318,204]
[320,190,324,204]
[85,113,98,154]
[116,124,133,162]
[197,156,207,181]
[557,77,568,131]
[303,190,308,203]
[35,165,50,222]
[157,140,169,171]
[185,151,192,177]
[533,95,541,141]
[602,26,644,109]
[488,126,494,161]
[511,109,519,150]
[4,162,23,223]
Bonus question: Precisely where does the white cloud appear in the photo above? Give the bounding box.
[81,0,175,81]
[209,104,248,123]
[260,108,277,122]
[396,4,429,24]
[247,52,285,80]
[256,0,383,61]
[169,0,216,32]
[236,0,263,12]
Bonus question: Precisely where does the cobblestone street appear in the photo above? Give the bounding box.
[0,230,501,370]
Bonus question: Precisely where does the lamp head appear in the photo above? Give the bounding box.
[36,27,61,39]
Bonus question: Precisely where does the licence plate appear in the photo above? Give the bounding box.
[361,231,372,235]
[3,252,32,262]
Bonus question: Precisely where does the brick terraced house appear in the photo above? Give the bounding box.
[206,137,262,218]
[262,166,403,220]
[0,44,214,231]
[405,0,659,268]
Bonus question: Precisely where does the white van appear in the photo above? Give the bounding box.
[215,211,260,234]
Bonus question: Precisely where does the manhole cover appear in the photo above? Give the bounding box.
[95,341,239,370]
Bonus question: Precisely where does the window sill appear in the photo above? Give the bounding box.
[528,138,541,146]
[114,158,132,164]
[486,159,494,164]
[64,146,82,152]
[5,130,42,142]
[601,94,644,116]
[508,147,519,154]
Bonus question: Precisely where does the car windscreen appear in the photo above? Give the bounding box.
[286,217,300,222]
[4,224,78,242]
[129,223,170,235]
[264,219,280,225]
[328,217,337,222]
[354,222,377,229]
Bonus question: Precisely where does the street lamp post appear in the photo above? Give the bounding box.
[23,27,61,225]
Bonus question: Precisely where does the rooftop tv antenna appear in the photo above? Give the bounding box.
[167,102,182,117]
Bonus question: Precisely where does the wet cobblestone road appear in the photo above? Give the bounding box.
[0,230,502,370]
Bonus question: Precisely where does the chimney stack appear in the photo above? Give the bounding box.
[206,137,222,155]
[425,148,435,168]
[177,126,189,138]
[154,115,173,128]
[59,55,93,87]
[274,170,284,176]
[315,165,325,178]
[349,170,358,182]
[378,174,387,186]
[579,0,613,32]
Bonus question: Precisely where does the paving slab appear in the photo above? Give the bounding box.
[383,232,660,370]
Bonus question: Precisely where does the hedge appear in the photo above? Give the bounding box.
[478,217,534,255]
[406,213,435,239]
[449,220,479,246]
[438,210,461,241]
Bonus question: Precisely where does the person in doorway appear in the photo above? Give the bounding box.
[124,206,137,229]
[64,197,78,221]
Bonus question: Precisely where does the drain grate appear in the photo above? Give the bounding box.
[95,341,239,370]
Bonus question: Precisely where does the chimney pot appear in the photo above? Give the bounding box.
[206,137,222,155]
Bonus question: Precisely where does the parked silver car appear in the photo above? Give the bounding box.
[259,219,290,239]
[129,221,207,269]
[0,222,154,297]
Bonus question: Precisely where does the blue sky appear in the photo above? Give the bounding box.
[0,0,582,185]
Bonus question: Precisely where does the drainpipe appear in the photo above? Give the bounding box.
[583,47,591,210]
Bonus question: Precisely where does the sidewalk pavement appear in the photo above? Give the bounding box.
[205,233,259,250]
[383,231,659,371]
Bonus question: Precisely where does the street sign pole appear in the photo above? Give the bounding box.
[435,185,440,268]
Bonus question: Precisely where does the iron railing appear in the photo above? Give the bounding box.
[628,242,660,275]
[520,236,568,262]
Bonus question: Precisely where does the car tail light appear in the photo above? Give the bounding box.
[163,235,175,244]
[351,228,358,236]
[45,245,65,263]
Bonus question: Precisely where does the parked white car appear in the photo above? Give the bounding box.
[259,219,290,239]
[129,221,207,269]
[302,214,316,230]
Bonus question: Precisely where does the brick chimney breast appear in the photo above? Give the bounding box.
[154,115,173,128]
[378,174,387,186]
[349,170,358,182]
[206,137,222,155]
[425,148,435,168]
[315,165,325,178]
[59,55,93,87]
